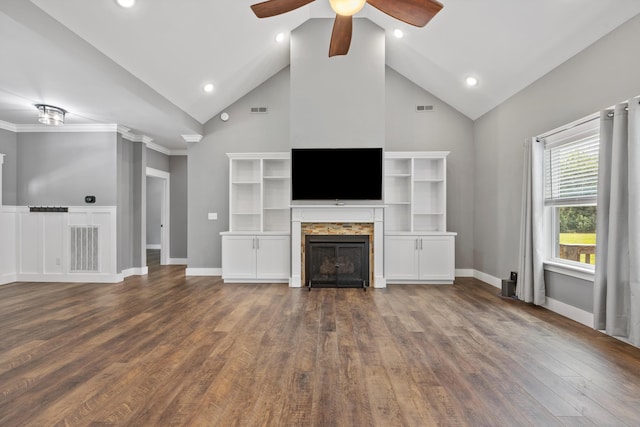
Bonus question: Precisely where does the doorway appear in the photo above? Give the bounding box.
[146,167,170,266]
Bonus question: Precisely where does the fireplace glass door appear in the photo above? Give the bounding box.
[305,235,369,288]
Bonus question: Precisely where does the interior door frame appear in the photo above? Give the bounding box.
[146,167,170,266]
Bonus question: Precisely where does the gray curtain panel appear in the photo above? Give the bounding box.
[517,138,546,305]
[593,98,640,347]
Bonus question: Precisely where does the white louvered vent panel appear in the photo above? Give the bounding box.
[70,226,99,272]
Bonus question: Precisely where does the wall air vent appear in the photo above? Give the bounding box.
[250,107,268,114]
[416,105,434,112]
[70,226,99,273]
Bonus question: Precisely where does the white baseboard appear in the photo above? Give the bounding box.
[185,268,222,276]
[0,273,17,286]
[168,258,187,265]
[455,269,475,277]
[470,269,593,328]
[543,297,593,327]
[472,270,502,288]
[120,267,149,279]
[146,244,161,250]
[16,273,122,283]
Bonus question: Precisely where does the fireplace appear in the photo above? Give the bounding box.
[305,235,369,290]
[290,205,386,288]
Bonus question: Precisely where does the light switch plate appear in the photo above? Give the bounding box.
[208,212,217,220]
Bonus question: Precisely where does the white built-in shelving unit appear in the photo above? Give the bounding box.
[384,151,456,284]
[222,153,291,282]
[384,151,448,233]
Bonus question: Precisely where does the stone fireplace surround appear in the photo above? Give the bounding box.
[290,204,386,288]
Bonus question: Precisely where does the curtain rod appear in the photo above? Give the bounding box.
[537,99,640,142]
[536,115,598,142]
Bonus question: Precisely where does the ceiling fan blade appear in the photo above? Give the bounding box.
[366,0,443,27]
[250,0,315,18]
[329,14,353,57]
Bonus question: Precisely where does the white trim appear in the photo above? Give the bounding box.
[544,260,595,282]
[182,134,203,143]
[455,268,475,277]
[146,244,161,250]
[543,297,593,327]
[120,267,148,278]
[146,167,170,180]
[16,273,123,283]
[473,269,502,288]
[146,141,171,156]
[146,168,170,267]
[0,274,17,286]
[471,268,594,328]
[15,124,119,133]
[168,258,187,265]
[223,278,289,284]
[0,153,5,164]
[186,268,222,276]
[0,121,18,132]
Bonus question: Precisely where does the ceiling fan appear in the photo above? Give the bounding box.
[250,0,443,57]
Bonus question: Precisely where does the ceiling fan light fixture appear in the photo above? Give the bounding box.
[35,104,66,126]
[329,0,366,16]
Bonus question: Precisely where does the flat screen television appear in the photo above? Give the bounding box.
[291,147,383,201]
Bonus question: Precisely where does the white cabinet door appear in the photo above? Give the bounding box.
[221,235,257,280]
[256,235,290,280]
[418,235,455,281]
[384,235,420,280]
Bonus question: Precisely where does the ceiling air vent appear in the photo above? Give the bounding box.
[416,105,434,112]
[250,107,268,114]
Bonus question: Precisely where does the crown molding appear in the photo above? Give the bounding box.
[0,121,18,132]
[182,134,203,143]
[0,119,185,155]
[146,141,170,156]
[0,122,118,133]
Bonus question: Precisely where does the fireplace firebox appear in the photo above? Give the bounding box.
[305,235,369,291]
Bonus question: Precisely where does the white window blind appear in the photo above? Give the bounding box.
[542,118,600,206]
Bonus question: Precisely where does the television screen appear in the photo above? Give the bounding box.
[291,148,383,201]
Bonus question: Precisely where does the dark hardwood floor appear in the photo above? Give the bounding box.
[1,253,640,426]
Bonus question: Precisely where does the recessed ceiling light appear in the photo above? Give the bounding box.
[116,0,135,8]
[203,83,214,93]
[275,32,285,43]
[393,29,404,39]
[466,76,478,87]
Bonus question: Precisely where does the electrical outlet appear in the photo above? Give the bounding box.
[56,257,61,266]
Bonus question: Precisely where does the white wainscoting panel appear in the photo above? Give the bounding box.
[0,206,17,285]
[13,206,118,283]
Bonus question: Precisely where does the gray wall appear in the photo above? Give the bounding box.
[146,176,162,246]
[188,67,291,269]
[290,18,385,148]
[188,63,476,270]
[16,132,117,206]
[147,147,170,172]
[0,128,17,205]
[385,67,475,268]
[117,137,145,272]
[473,14,640,308]
[170,155,187,259]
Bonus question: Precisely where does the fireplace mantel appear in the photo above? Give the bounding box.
[290,204,386,288]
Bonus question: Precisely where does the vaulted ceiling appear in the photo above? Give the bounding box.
[1,0,640,151]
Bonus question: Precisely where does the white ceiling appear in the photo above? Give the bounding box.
[1,0,640,151]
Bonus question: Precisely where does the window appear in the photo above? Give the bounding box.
[541,116,599,268]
